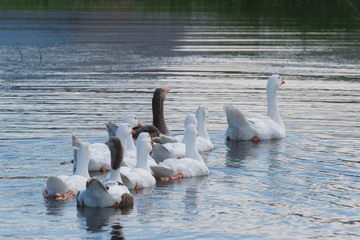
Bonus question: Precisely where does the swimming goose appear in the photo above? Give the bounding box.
[43,136,90,200]
[224,74,285,142]
[150,124,209,180]
[170,106,213,152]
[120,132,156,191]
[150,114,197,163]
[77,137,133,208]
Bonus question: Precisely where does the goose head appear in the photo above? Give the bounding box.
[106,137,124,170]
[122,114,142,128]
[153,88,170,103]
[136,132,153,153]
[184,114,197,128]
[196,105,209,127]
[116,123,135,142]
[267,74,285,93]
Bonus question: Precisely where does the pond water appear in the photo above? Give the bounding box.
[1,1,360,239]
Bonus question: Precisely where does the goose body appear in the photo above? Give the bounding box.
[71,135,110,172]
[77,137,133,208]
[225,74,286,141]
[150,114,198,162]
[44,136,90,200]
[151,124,209,178]
[88,143,111,172]
[120,133,156,190]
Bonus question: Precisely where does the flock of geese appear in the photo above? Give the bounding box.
[43,74,286,208]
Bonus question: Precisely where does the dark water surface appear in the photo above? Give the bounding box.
[1,1,360,239]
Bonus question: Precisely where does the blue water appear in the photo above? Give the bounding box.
[1,4,360,239]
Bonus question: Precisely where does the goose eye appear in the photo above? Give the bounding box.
[278,77,280,79]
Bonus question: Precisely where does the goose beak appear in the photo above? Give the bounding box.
[281,78,285,85]
[165,88,170,93]
[131,129,136,135]
[105,140,109,145]
[137,121,142,127]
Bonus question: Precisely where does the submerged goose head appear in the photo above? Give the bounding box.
[106,137,124,171]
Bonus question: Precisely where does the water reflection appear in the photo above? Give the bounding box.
[77,206,131,236]
[44,198,68,216]
[225,139,283,169]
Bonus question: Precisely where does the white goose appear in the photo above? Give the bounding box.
[224,74,286,142]
[120,132,156,191]
[161,106,213,152]
[151,114,197,163]
[151,124,209,179]
[77,137,134,208]
[123,114,142,158]
[43,136,90,200]
[106,114,142,158]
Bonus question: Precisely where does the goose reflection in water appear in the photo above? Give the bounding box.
[44,198,68,216]
[77,206,132,235]
[225,139,284,169]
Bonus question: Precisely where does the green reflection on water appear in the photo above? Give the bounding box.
[0,0,359,30]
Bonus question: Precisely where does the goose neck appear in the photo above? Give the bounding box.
[267,89,284,128]
[74,146,90,178]
[197,122,210,140]
[135,145,150,170]
[185,141,202,162]
[109,168,122,183]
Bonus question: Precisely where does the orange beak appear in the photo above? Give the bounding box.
[281,79,285,85]
[165,88,170,93]
[131,129,136,135]
[137,121,142,127]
